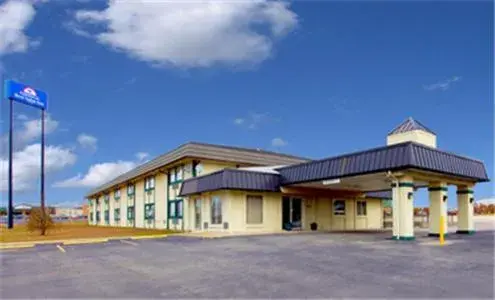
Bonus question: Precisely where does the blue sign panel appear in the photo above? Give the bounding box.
[4,80,47,110]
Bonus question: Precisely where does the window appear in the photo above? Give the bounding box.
[104,194,110,201]
[127,184,135,196]
[114,189,121,199]
[145,176,155,191]
[357,200,367,216]
[333,200,346,216]
[246,195,263,224]
[127,207,135,220]
[104,210,109,221]
[176,200,183,218]
[211,196,222,224]
[145,204,155,220]
[96,211,100,222]
[168,201,176,218]
[90,213,93,222]
[114,208,120,221]
[176,167,183,181]
[169,170,176,183]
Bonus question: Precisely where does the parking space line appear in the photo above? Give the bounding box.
[56,245,66,253]
[120,240,139,246]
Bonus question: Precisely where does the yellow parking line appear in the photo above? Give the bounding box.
[56,245,66,253]
[120,240,139,246]
[130,234,168,240]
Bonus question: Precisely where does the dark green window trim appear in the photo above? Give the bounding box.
[168,199,183,218]
[428,187,448,192]
[114,208,120,221]
[144,203,155,220]
[127,206,135,220]
[456,189,474,194]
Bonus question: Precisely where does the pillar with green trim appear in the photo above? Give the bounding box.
[392,176,415,240]
[456,185,475,234]
[428,183,448,237]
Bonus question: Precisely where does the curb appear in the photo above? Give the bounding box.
[0,234,169,250]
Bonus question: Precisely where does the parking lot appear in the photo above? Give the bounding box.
[1,227,493,299]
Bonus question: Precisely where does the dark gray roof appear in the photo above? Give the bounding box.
[277,142,488,185]
[365,190,392,199]
[179,169,281,196]
[86,142,309,198]
[388,117,435,135]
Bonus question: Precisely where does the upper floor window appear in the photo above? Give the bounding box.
[127,184,135,196]
[145,176,155,191]
[169,166,184,183]
[104,194,110,201]
[114,189,121,199]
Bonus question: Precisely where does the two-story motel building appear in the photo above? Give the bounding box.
[86,118,488,239]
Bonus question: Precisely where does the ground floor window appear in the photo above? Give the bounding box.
[333,200,346,215]
[211,196,222,224]
[96,211,100,222]
[145,203,155,220]
[168,201,176,218]
[357,200,367,216]
[90,212,93,222]
[127,206,135,220]
[104,210,109,224]
[246,195,263,224]
[114,208,120,221]
[168,200,183,219]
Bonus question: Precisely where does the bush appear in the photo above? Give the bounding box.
[27,208,54,235]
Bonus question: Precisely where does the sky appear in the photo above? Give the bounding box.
[0,0,493,208]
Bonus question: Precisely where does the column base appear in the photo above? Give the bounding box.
[392,235,416,241]
[456,230,475,235]
[427,233,449,237]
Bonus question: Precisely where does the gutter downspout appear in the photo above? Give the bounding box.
[386,171,400,239]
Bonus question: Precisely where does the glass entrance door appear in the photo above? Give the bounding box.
[194,199,202,230]
[282,197,303,230]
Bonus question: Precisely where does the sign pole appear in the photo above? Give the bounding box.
[7,98,14,229]
[40,109,46,228]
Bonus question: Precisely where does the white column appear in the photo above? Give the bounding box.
[392,176,415,240]
[428,183,448,236]
[456,185,475,234]
[91,199,96,225]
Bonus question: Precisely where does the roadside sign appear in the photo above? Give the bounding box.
[4,80,47,110]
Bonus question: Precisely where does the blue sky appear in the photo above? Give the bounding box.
[0,0,493,208]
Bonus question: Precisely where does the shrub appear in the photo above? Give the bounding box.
[27,208,54,235]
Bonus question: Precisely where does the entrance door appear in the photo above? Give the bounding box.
[194,199,202,230]
[282,197,303,230]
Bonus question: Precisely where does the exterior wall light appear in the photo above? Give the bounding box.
[443,195,448,202]
[407,192,413,200]
[470,197,474,204]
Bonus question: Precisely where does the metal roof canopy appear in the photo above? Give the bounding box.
[277,142,488,186]
[86,142,309,198]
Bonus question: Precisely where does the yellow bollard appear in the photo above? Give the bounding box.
[439,215,445,246]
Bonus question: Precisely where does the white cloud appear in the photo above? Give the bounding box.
[235,112,279,130]
[0,143,77,192]
[71,0,298,68]
[271,137,288,147]
[0,114,59,151]
[234,118,245,125]
[423,76,462,91]
[0,0,37,56]
[135,152,149,161]
[77,133,97,151]
[53,160,137,188]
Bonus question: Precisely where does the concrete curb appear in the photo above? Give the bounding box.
[0,234,170,250]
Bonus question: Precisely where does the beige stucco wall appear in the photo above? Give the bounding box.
[387,129,437,148]
[306,197,383,231]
